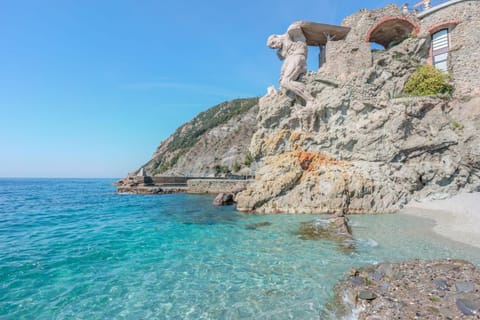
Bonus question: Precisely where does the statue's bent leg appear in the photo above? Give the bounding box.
[281,78,314,103]
[280,58,313,103]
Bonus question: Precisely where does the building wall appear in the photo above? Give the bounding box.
[319,1,478,96]
[322,5,419,81]
[419,0,480,96]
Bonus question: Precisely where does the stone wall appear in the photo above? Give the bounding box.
[322,5,419,80]
[320,1,479,97]
[187,179,252,194]
[152,176,188,184]
[419,0,480,96]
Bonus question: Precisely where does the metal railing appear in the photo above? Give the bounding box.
[413,0,454,12]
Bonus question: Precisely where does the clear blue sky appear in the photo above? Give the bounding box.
[0,0,395,178]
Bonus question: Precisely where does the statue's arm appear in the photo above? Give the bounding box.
[277,48,286,60]
[287,22,307,43]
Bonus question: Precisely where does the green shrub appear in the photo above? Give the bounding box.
[403,65,453,96]
[214,164,230,174]
[244,152,254,166]
[232,162,241,172]
[450,120,464,130]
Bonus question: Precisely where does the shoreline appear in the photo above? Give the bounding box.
[400,192,480,249]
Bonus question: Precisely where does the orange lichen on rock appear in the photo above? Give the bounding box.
[294,151,347,172]
[290,132,302,142]
[264,130,291,154]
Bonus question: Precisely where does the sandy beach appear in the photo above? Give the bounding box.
[401,192,480,249]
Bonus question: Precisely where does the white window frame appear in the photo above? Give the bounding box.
[431,28,449,72]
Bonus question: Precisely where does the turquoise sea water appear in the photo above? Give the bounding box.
[1,178,479,319]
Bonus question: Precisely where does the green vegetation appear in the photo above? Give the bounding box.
[150,97,259,174]
[430,297,440,303]
[214,164,230,174]
[166,98,258,153]
[450,119,464,130]
[403,65,453,96]
[244,152,254,167]
[232,162,241,172]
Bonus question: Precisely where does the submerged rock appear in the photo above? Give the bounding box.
[245,221,272,230]
[324,259,480,319]
[298,216,354,253]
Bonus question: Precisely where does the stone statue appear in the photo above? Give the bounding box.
[267,23,314,103]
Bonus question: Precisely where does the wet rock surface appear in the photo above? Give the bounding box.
[298,216,354,253]
[325,259,480,319]
[245,221,272,230]
[116,186,186,194]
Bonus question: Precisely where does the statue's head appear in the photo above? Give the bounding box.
[267,35,283,49]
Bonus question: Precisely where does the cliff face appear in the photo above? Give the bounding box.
[141,98,259,177]
[236,35,480,213]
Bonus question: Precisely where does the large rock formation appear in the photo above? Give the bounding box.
[140,98,259,177]
[236,25,480,213]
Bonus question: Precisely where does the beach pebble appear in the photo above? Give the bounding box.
[432,278,448,290]
[455,281,474,293]
[456,297,480,315]
[358,290,377,301]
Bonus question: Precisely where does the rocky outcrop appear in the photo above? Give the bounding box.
[324,259,480,319]
[236,32,480,214]
[212,193,234,206]
[116,186,186,194]
[212,182,249,206]
[138,98,259,177]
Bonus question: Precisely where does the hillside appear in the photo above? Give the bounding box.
[140,97,259,177]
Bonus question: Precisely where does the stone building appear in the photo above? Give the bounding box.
[300,0,479,96]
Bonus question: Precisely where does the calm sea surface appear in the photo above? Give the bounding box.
[1,178,479,319]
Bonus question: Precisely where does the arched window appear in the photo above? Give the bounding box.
[431,29,449,72]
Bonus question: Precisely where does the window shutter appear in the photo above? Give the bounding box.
[432,29,449,72]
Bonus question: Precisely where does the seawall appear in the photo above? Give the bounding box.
[187,179,253,194]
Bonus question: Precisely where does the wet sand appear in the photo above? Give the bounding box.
[401,192,480,249]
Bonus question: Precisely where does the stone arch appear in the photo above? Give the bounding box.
[366,16,420,49]
[427,20,460,34]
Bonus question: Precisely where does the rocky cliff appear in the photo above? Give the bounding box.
[236,35,480,213]
[139,97,259,177]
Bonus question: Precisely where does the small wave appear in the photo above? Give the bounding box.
[357,238,379,248]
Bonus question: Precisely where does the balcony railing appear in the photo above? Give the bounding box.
[413,0,456,12]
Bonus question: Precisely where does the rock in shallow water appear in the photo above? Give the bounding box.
[298,216,354,253]
[212,193,234,206]
[245,221,272,230]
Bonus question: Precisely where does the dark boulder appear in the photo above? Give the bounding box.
[213,193,235,206]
